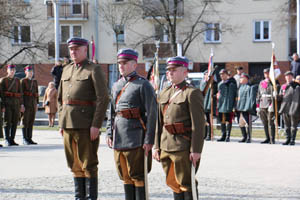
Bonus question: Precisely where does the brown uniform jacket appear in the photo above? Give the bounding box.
[58,59,109,129]
[155,81,205,153]
[0,76,23,107]
[21,78,39,108]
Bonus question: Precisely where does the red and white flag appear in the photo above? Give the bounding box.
[269,43,281,86]
[150,54,160,92]
[91,36,95,61]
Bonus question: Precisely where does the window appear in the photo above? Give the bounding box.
[61,25,82,43]
[72,0,82,14]
[254,20,271,41]
[24,0,30,3]
[115,25,125,43]
[155,24,169,42]
[13,26,31,44]
[108,64,119,90]
[205,23,221,43]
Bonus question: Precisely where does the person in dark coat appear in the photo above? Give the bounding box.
[278,71,297,145]
[216,69,237,142]
[285,75,300,145]
[200,71,217,141]
[51,56,70,89]
[236,73,252,143]
[106,48,157,200]
[290,53,300,77]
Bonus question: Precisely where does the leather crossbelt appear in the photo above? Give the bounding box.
[4,92,21,98]
[24,91,38,97]
[63,99,96,106]
[116,107,146,131]
[164,122,191,140]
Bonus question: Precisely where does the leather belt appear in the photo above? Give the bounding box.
[24,91,38,97]
[116,108,146,131]
[262,94,272,98]
[4,92,21,98]
[63,100,96,106]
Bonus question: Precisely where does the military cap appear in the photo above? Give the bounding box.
[203,70,208,74]
[263,68,270,73]
[24,65,33,71]
[240,73,250,79]
[219,69,228,74]
[67,37,89,47]
[236,66,243,70]
[284,71,294,76]
[166,56,189,69]
[117,48,138,61]
[7,64,16,69]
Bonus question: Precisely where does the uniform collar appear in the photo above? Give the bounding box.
[74,59,88,68]
[123,71,137,81]
[173,80,187,89]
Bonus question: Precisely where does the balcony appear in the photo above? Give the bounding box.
[143,43,173,59]
[142,0,184,19]
[46,1,88,21]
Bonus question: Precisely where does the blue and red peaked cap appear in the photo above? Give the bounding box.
[241,73,250,79]
[117,48,138,61]
[67,37,89,47]
[7,64,16,69]
[24,65,33,71]
[166,56,189,69]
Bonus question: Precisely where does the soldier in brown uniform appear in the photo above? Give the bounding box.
[58,37,109,200]
[21,65,39,145]
[154,56,205,200]
[0,65,24,146]
[106,48,157,200]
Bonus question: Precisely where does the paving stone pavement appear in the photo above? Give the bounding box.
[0,130,300,200]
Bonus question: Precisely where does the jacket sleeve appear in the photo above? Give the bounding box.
[189,89,205,154]
[154,97,163,150]
[140,81,157,145]
[106,99,115,139]
[91,66,110,128]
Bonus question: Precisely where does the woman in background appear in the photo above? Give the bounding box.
[43,82,57,127]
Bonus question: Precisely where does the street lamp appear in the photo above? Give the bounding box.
[52,0,60,63]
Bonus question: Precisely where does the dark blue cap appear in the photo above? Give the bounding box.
[219,69,228,74]
[263,68,270,73]
[284,71,294,76]
[166,56,189,69]
[67,37,89,47]
[24,65,33,71]
[241,73,250,79]
[117,48,138,61]
[7,64,16,69]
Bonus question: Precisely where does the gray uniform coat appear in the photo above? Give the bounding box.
[217,78,237,113]
[236,84,251,112]
[106,71,157,150]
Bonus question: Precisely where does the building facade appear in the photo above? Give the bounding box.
[0,0,295,86]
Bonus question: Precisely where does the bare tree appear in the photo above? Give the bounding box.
[0,0,49,68]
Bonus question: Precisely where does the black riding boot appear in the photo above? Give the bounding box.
[124,184,135,200]
[261,126,270,144]
[27,127,37,145]
[290,129,297,145]
[4,126,12,146]
[246,127,251,143]
[22,128,30,145]
[270,126,275,144]
[74,177,86,200]
[135,186,145,200]
[239,127,247,143]
[86,177,98,200]
[225,123,232,142]
[173,192,184,200]
[184,191,196,200]
[282,128,291,145]
[217,124,226,142]
[206,125,211,141]
[10,126,18,146]
[0,127,3,139]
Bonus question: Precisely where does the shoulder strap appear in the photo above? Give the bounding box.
[162,86,187,115]
[115,76,138,105]
[7,78,16,92]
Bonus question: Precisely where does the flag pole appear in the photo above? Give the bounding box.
[209,48,214,140]
[271,43,279,142]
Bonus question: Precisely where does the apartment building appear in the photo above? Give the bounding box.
[0,0,295,86]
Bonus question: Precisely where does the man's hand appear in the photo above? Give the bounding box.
[59,128,64,137]
[143,144,153,156]
[90,127,100,141]
[190,152,201,167]
[106,137,113,148]
[153,149,160,162]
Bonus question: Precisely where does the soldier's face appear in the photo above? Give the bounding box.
[285,75,293,83]
[240,77,248,84]
[26,70,33,79]
[118,59,137,77]
[264,72,269,79]
[220,73,228,81]
[7,68,15,77]
[167,66,187,85]
[69,45,87,64]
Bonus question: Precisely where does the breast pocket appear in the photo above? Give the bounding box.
[171,96,188,115]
